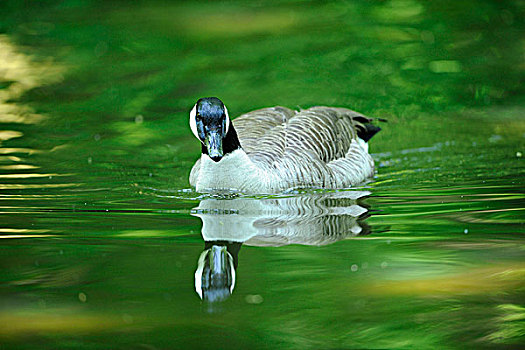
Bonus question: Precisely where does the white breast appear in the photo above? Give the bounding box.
[195,149,278,193]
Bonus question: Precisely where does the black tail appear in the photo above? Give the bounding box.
[352,115,386,142]
[357,123,382,142]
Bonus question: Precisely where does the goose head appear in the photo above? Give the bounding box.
[190,97,236,162]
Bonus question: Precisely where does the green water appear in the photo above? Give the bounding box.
[1,0,524,349]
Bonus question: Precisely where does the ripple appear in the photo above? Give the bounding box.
[0,130,23,141]
[0,228,53,238]
[0,173,71,179]
[0,164,39,170]
[0,183,81,189]
[0,148,42,154]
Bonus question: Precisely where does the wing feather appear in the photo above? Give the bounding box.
[233,106,295,154]
[239,106,369,165]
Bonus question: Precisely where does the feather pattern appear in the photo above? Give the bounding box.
[190,106,379,193]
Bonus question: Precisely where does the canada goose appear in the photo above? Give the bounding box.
[189,97,381,193]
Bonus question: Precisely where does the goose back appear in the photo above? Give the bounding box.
[232,106,376,189]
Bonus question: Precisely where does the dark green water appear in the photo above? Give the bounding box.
[1,1,524,349]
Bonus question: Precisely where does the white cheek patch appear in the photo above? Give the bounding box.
[189,104,199,140]
[224,106,230,134]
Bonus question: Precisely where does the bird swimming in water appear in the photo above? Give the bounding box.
[189,97,381,193]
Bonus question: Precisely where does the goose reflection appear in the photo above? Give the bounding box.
[193,190,372,302]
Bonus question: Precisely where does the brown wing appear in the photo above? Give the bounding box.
[234,106,374,167]
[232,106,296,154]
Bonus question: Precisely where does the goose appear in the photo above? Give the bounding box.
[189,97,381,193]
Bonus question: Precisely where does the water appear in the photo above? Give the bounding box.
[1,1,524,349]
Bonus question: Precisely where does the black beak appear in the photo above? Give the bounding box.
[205,130,223,162]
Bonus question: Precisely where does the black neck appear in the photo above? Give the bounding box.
[201,124,242,156]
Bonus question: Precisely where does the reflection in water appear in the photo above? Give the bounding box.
[0,35,78,229]
[193,191,371,302]
[194,243,239,302]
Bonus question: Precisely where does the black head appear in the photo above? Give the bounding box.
[190,97,232,162]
